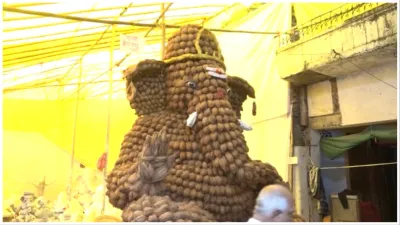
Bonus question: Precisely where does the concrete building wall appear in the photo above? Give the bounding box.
[278,3,397,86]
[307,80,334,117]
[337,61,397,126]
[307,61,397,128]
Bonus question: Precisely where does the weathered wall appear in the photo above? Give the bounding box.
[337,61,397,125]
[307,61,397,128]
[307,80,334,117]
[278,3,397,86]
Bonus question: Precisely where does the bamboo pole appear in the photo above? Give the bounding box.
[3,16,205,62]
[4,15,204,66]
[4,2,55,9]
[101,24,115,216]
[299,87,308,126]
[60,53,131,101]
[4,43,119,69]
[54,3,132,91]
[4,4,224,25]
[3,6,284,35]
[3,79,125,93]
[145,3,172,38]
[161,3,166,59]
[68,59,83,201]
[58,78,64,100]
[4,2,166,22]
[4,15,203,51]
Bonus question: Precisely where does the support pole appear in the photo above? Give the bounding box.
[58,79,64,100]
[68,59,83,201]
[293,146,309,219]
[3,6,283,35]
[161,3,166,59]
[299,87,308,126]
[144,3,172,38]
[102,24,115,215]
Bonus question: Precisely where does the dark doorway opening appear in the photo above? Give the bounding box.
[347,139,397,222]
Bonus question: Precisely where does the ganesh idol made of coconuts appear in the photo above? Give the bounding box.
[106,24,291,222]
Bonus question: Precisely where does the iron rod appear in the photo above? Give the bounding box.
[3,64,75,77]
[4,39,120,64]
[3,79,124,93]
[56,3,133,85]
[4,16,205,52]
[4,33,169,68]
[161,3,166,59]
[102,24,115,216]
[4,4,164,31]
[3,25,106,43]
[61,52,131,101]
[86,87,124,99]
[4,73,73,92]
[3,14,231,68]
[4,27,131,52]
[4,4,225,22]
[68,59,82,201]
[5,2,56,7]
[145,3,172,37]
[5,53,131,92]
[3,6,284,35]
[3,43,117,68]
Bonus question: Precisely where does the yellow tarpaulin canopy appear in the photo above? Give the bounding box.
[3,2,376,179]
[2,2,258,170]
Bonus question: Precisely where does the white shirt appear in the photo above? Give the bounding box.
[247,218,262,223]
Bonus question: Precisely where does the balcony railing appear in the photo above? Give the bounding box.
[278,3,388,50]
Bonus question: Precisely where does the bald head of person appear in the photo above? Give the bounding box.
[250,184,295,222]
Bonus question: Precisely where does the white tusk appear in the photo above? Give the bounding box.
[208,71,227,79]
[205,67,225,74]
[186,111,198,127]
[238,119,252,131]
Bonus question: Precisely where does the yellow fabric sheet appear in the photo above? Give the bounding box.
[3,3,294,181]
[3,99,136,169]
[3,3,364,183]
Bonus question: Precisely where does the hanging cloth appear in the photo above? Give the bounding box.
[308,161,329,216]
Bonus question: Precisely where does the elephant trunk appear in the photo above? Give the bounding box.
[185,89,284,189]
[186,95,251,176]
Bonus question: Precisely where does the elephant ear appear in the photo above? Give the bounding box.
[123,59,166,116]
[227,76,256,119]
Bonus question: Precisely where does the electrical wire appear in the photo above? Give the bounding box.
[320,162,397,170]
[331,49,397,90]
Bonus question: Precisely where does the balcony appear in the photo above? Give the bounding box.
[277,3,397,86]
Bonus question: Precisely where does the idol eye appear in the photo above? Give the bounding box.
[187,81,197,89]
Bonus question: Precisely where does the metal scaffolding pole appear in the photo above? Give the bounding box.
[68,59,83,201]
[161,3,166,59]
[61,53,130,101]
[3,6,284,35]
[101,24,115,215]
[54,3,132,93]
[144,3,172,38]
[4,79,125,93]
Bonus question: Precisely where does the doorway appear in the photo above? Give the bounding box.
[347,138,397,222]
